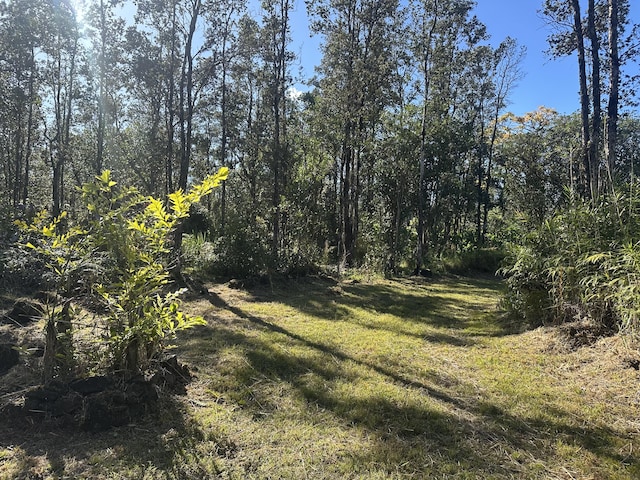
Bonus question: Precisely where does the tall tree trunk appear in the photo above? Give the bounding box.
[23,47,36,204]
[178,0,200,191]
[476,101,485,247]
[605,0,619,188]
[271,54,281,264]
[96,0,107,174]
[587,0,601,198]
[13,106,23,208]
[570,0,592,199]
[173,0,201,277]
[50,26,77,218]
[165,3,178,197]
[392,181,402,272]
[268,0,290,264]
[341,124,355,266]
[219,14,231,235]
[416,4,438,272]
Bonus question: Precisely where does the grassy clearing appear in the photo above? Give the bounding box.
[1,275,639,479]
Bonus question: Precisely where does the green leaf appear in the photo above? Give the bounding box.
[583,252,610,264]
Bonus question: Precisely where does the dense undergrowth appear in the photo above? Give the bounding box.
[500,188,640,337]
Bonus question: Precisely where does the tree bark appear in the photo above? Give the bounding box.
[178,0,200,191]
[165,3,178,197]
[23,47,36,204]
[219,12,232,235]
[95,0,107,174]
[587,0,601,198]
[416,3,438,272]
[605,0,619,188]
[570,0,592,199]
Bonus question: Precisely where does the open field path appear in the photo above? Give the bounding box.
[1,275,639,479]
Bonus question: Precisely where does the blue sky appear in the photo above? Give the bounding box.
[287,0,640,116]
[473,0,576,115]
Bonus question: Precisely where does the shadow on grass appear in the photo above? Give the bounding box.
[240,275,515,342]
[0,383,231,479]
[205,289,466,409]
[193,286,640,478]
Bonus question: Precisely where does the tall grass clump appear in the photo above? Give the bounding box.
[500,186,640,337]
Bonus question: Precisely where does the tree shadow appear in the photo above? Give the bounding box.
[0,380,230,478]
[193,287,640,477]
[6,277,635,478]
[235,275,515,345]
[204,289,466,408]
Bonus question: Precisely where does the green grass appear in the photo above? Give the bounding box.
[2,275,639,479]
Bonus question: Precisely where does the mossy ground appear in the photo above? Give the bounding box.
[1,275,639,479]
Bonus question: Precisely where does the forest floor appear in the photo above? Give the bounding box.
[1,274,640,479]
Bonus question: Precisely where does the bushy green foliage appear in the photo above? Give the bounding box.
[0,204,45,291]
[500,187,640,335]
[208,215,271,278]
[182,232,215,270]
[18,168,228,377]
[440,248,506,276]
[182,202,212,235]
[499,221,558,327]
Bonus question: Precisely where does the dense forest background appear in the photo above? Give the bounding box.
[1,0,640,326]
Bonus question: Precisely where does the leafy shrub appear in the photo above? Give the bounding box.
[277,246,320,277]
[500,188,640,335]
[182,202,212,235]
[182,232,213,265]
[208,215,271,279]
[0,244,46,291]
[499,236,556,327]
[0,203,46,291]
[18,168,228,378]
[441,248,506,275]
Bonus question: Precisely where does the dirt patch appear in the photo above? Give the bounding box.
[556,319,616,350]
[2,299,43,327]
[2,356,194,432]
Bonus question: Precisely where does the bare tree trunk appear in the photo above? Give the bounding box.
[165,3,178,197]
[416,4,438,272]
[570,0,592,199]
[587,0,601,198]
[476,102,485,247]
[50,26,77,219]
[341,124,355,266]
[14,105,23,208]
[173,0,201,277]
[95,0,107,174]
[178,0,201,191]
[23,47,36,204]
[265,0,290,265]
[605,0,620,189]
[219,11,233,235]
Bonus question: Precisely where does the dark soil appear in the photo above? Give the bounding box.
[0,292,195,433]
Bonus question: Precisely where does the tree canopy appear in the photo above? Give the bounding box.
[0,0,638,279]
